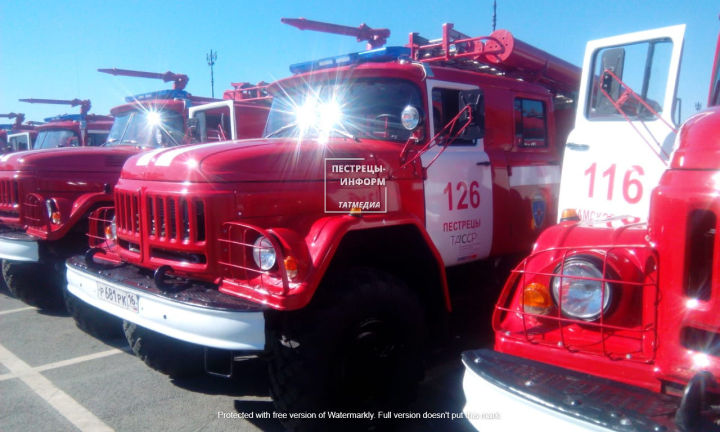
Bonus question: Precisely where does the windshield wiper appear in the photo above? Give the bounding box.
[265,123,297,139]
[265,124,360,142]
[333,129,360,142]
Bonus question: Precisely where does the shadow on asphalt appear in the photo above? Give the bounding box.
[172,357,271,398]
[167,258,516,432]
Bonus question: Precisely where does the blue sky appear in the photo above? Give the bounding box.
[1,1,718,122]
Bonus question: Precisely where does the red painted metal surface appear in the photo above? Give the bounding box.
[19,98,113,149]
[491,27,720,402]
[101,23,579,312]
[0,74,270,242]
[409,24,580,95]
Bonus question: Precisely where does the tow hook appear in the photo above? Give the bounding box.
[674,371,720,431]
[153,265,182,292]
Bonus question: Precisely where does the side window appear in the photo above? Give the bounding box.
[87,132,108,146]
[9,135,29,151]
[514,98,547,148]
[194,106,232,142]
[431,88,484,146]
[588,39,672,119]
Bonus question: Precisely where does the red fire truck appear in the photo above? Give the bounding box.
[460,25,720,432]
[0,113,38,152]
[0,70,269,328]
[18,98,113,149]
[66,20,580,416]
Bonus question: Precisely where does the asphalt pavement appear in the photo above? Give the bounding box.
[0,260,500,432]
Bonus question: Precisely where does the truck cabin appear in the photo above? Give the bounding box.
[33,114,113,149]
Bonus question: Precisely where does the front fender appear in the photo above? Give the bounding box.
[26,191,113,241]
[219,212,450,311]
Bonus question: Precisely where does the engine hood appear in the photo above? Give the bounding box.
[121,138,413,183]
[0,146,140,173]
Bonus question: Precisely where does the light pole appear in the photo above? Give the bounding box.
[206,49,217,98]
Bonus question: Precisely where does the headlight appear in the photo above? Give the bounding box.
[252,236,277,271]
[551,256,613,321]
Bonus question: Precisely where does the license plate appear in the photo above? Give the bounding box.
[96,282,139,313]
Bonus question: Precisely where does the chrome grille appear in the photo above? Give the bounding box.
[146,194,205,243]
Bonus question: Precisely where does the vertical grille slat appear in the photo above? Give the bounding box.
[195,200,206,242]
[168,198,177,240]
[0,179,19,213]
[180,198,189,241]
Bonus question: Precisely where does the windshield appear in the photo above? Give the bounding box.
[105,110,184,148]
[264,78,423,143]
[35,129,80,149]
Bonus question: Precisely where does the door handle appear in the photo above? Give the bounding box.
[476,161,491,166]
[566,143,590,151]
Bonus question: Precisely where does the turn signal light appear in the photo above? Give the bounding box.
[284,256,298,279]
[522,282,552,315]
[51,211,61,224]
[560,208,580,222]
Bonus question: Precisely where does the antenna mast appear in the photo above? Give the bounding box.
[492,0,497,31]
[207,49,217,98]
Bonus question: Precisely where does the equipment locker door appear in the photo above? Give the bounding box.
[557,25,685,221]
[422,81,493,266]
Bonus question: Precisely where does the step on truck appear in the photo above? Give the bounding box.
[66,19,580,421]
[459,24,720,432]
[0,70,270,326]
[0,113,38,152]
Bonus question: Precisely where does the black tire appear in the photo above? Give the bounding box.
[123,320,204,378]
[2,260,65,310]
[267,267,425,429]
[64,288,123,340]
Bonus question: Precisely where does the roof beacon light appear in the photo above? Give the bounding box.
[289,46,410,74]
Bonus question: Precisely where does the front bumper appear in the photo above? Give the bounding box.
[65,255,267,351]
[0,228,39,262]
[461,349,679,432]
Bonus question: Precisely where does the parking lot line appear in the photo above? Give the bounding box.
[0,342,114,431]
[0,348,126,383]
[0,306,35,316]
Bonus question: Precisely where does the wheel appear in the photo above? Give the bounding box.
[267,267,425,428]
[123,320,204,378]
[64,288,123,340]
[2,260,65,310]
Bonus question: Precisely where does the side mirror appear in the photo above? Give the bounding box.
[401,105,423,131]
[597,47,625,113]
[187,117,200,141]
[460,90,484,140]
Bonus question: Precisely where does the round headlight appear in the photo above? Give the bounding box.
[401,105,420,130]
[252,236,277,271]
[551,256,612,321]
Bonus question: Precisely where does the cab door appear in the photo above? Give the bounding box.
[422,80,493,266]
[557,25,685,221]
[8,132,31,151]
[188,100,237,142]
